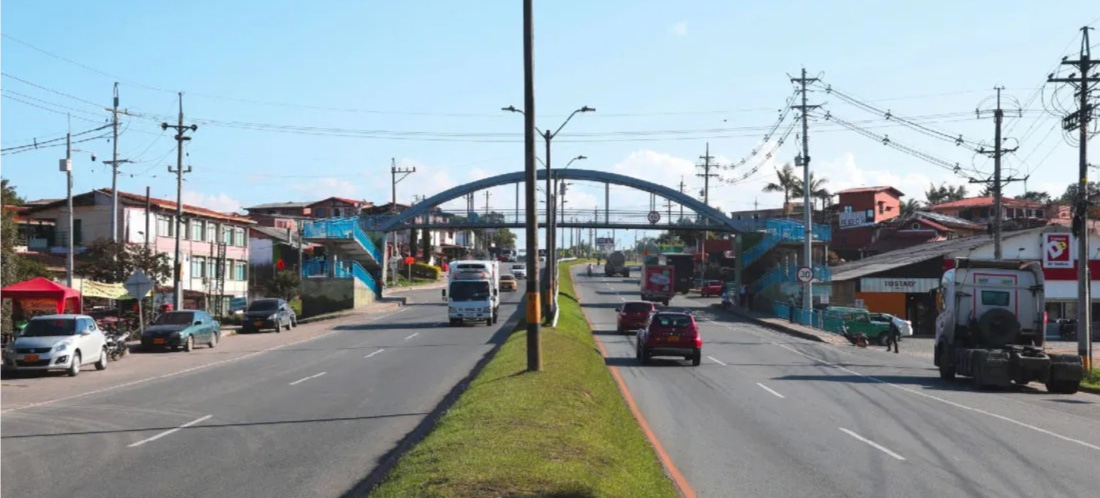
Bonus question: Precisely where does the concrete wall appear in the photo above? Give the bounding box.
[300,277,376,317]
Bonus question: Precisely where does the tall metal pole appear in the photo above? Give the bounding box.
[144,186,151,250]
[993,87,1004,260]
[110,83,120,242]
[792,68,819,314]
[65,132,74,288]
[522,0,541,371]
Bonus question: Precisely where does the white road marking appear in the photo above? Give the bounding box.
[288,372,327,386]
[775,343,1100,452]
[839,427,906,461]
[404,332,419,341]
[756,382,786,399]
[128,415,212,448]
[364,348,385,359]
[706,356,728,366]
[2,308,409,414]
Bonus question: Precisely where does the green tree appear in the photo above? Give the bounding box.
[1019,191,1052,204]
[2,179,50,337]
[900,198,924,218]
[762,163,798,208]
[490,228,517,250]
[1059,182,1100,204]
[792,172,831,212]
[269,270,300,301]
[77,238,171,284]
[925,183,968,205]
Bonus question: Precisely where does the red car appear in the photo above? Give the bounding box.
[617,301,656,334]
[699,280,724,297]
[636,311,702,366]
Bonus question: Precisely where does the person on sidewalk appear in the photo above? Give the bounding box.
[885,320,901,353]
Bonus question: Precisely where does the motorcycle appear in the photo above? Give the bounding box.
[840,325,868,348]
[105,330,131,361]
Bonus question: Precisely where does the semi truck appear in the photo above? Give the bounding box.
[641,265,675,306]
[444,260,500,326]
[933,258,1083,393]
[661,253,695,294]
[604,251,629,277]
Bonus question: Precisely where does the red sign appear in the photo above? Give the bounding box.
[404,256,415,265]
[1043,233,1073,269]
[275,259,286,270]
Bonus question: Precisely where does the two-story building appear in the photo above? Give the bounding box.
[245,201,313,233]
[21,189,254,313]
[308,197,371,219]
[830,186,904,260]
[928,196,1045,224]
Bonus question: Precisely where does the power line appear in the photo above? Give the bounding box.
[1,72,105,108]
[820,110,970,176]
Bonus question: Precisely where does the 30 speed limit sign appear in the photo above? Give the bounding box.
[647,210,661,224]
[796,266,814,283]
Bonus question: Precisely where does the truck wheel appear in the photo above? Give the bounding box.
[1046,380,1081,394]
[938,346,956,380]
[486,318,493,326]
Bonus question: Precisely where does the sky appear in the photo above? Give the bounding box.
[2,1,1098,249]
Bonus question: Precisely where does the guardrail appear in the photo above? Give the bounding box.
[303,218,382,263]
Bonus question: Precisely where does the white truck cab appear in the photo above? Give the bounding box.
[445,260,500,326]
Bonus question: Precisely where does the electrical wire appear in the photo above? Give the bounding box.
[1,94,103,123]
[820,110,970,177]
[1,72,105,108]
[0,124,113,154]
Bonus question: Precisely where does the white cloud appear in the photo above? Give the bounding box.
[670,22,687,36]
[292,177,359,199]
[812,152,961,204]
[181,191,243,213]
[469,168,491,181]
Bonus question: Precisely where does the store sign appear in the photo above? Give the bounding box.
[839,211,871,229]
[1042,233,1073,269]
[860,277,939,293]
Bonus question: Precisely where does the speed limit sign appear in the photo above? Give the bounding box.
[796,266,814,283]
[647,210,661,224]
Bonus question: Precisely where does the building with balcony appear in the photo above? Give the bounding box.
[20,189,254,313]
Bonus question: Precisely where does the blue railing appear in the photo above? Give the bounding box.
[301,258,380,295]
[303,218,382,263]
[741,219,833,268]
[772,302,826,328]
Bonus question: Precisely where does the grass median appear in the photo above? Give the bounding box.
[369,261,679,498]
[1083,368,1100,391]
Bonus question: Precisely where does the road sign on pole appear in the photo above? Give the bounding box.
[125,269,154,335]
[796,266,814,283]
[647,210,661,224]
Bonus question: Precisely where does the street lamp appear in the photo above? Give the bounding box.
[503,105,594,321]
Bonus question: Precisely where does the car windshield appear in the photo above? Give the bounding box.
[247,300,278,312]
[501,275,515,281]
[450,281,490,301]
[21,319,78,337]
[154,312,196,325]
[513,265,525,270]
[624,303,652,312]
[654,315,692,328]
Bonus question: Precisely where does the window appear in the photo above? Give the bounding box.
[878,201,885,214]
[316,207,327,218]
[207,258,216,280]
[981,290,1010,306]
[235,227,247,247]
[192,256,206,278]
[844,205,853,213]
[222,225,233,245]
[206,222,218,243]
[157,215,173,237]
[191,220,204,242]
[234,261,247,281]
[73,219,83,246]
[333,207,342,217]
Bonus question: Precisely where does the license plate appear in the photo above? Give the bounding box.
[153,338,166,345]
[254,321,263,326]
[24,354,39,362]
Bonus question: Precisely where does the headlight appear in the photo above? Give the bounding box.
[268,314,278,320]
[55,343,69,352]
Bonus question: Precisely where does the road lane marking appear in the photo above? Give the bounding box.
[707,356,728,366]
[288,372,327,386]
[404,332,419,341]
[364,348,385,359]
[756,382,786,399]
[839,428,906,460]
[775,343,1100,452]
[128,415,212,448]
[1,307,409,414]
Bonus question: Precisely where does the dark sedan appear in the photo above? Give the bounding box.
[241,298,296,333]
[140,311,220,352]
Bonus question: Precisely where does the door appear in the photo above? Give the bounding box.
[201,312,214,341]
[77,318,104,364]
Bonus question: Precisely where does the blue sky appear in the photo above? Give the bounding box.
[2,1,1098,247]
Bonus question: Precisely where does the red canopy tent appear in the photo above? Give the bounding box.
[0,277,82,314]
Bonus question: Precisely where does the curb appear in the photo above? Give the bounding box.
[717,304,829,344]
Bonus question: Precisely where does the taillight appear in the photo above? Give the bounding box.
[1043,311,1049,325]
[692,326,702,347]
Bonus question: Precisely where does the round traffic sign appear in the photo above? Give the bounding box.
[796,266,814,283]
[404,256,416,265]
[647,210,661,224]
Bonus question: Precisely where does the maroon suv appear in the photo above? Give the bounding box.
[636,312,702,366]
[617,301,656,334]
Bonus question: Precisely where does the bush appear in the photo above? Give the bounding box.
[410,262,441,280]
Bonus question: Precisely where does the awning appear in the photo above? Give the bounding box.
[78,279,132,299]
[0,277,82,313]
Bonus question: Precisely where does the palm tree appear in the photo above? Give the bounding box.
[762,163,797,210]
[900,198,924,217]
[792,173,831,213]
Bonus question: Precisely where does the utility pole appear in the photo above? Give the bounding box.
[792,68,820,315]
[63,131,74,288]
[974,86,1021,260]
[484,190,491,215]
[1048,26,1099,370]
[390,158,416,285]
[103,83,132,242]
[678,176,686,221]
[162,93,197,310]
[144,186,151,250]
[697,143,718,283]
[522,0,541,371]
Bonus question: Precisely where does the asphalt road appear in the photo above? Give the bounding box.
[578,269,1100,498]
[1,287,520,498]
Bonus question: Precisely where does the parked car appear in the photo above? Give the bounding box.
[823,307,892,345]
[2,315,109,376]
[699,280,724,298]
[511,264,527,279]
[141,310,221,352]
[500,274,518,292]
[241,298,297,333]
[869,312,913,337]
[636,311,702,366]
[616,301,656,334]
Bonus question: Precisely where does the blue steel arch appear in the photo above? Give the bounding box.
[376,168,741,233]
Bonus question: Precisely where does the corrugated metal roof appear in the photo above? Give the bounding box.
[245,201,311,210]
[830,227,1046,282]
[915,210,982,228]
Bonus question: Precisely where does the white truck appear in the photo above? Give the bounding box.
[933,258,1083,393]
[444,260,501,326]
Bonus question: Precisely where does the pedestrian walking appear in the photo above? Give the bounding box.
[886,320,901,353]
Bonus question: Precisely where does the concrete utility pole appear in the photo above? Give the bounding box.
[973,86,1022,260]
[389,157,416,284]
[697,142,718,283]
[144,186,151,250]
[103,83,132,242]
[521,0,541,370]
[791,68,820,315]
[1048,26,1099,370]
[678,176,686,221]
[63,131,74,288]
[161,93,197,310]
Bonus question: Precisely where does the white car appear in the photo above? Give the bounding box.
[869,313,913,337]
[2,314,109,376]
[512,264,527,279]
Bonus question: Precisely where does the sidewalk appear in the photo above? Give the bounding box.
[715,303,848,346]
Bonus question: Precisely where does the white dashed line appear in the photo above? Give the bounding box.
[128,415,212,448]
[774,343,1100,452]
[839,428,906,461]
[706,355,728,366]
[288,372,327,386]
[756,382,786,399]
[404,332,419,341]
[364,348,385,359]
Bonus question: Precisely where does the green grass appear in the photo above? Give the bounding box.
[1083,368,1100,391]
[387,275,438,288]
[369,262,679,498]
